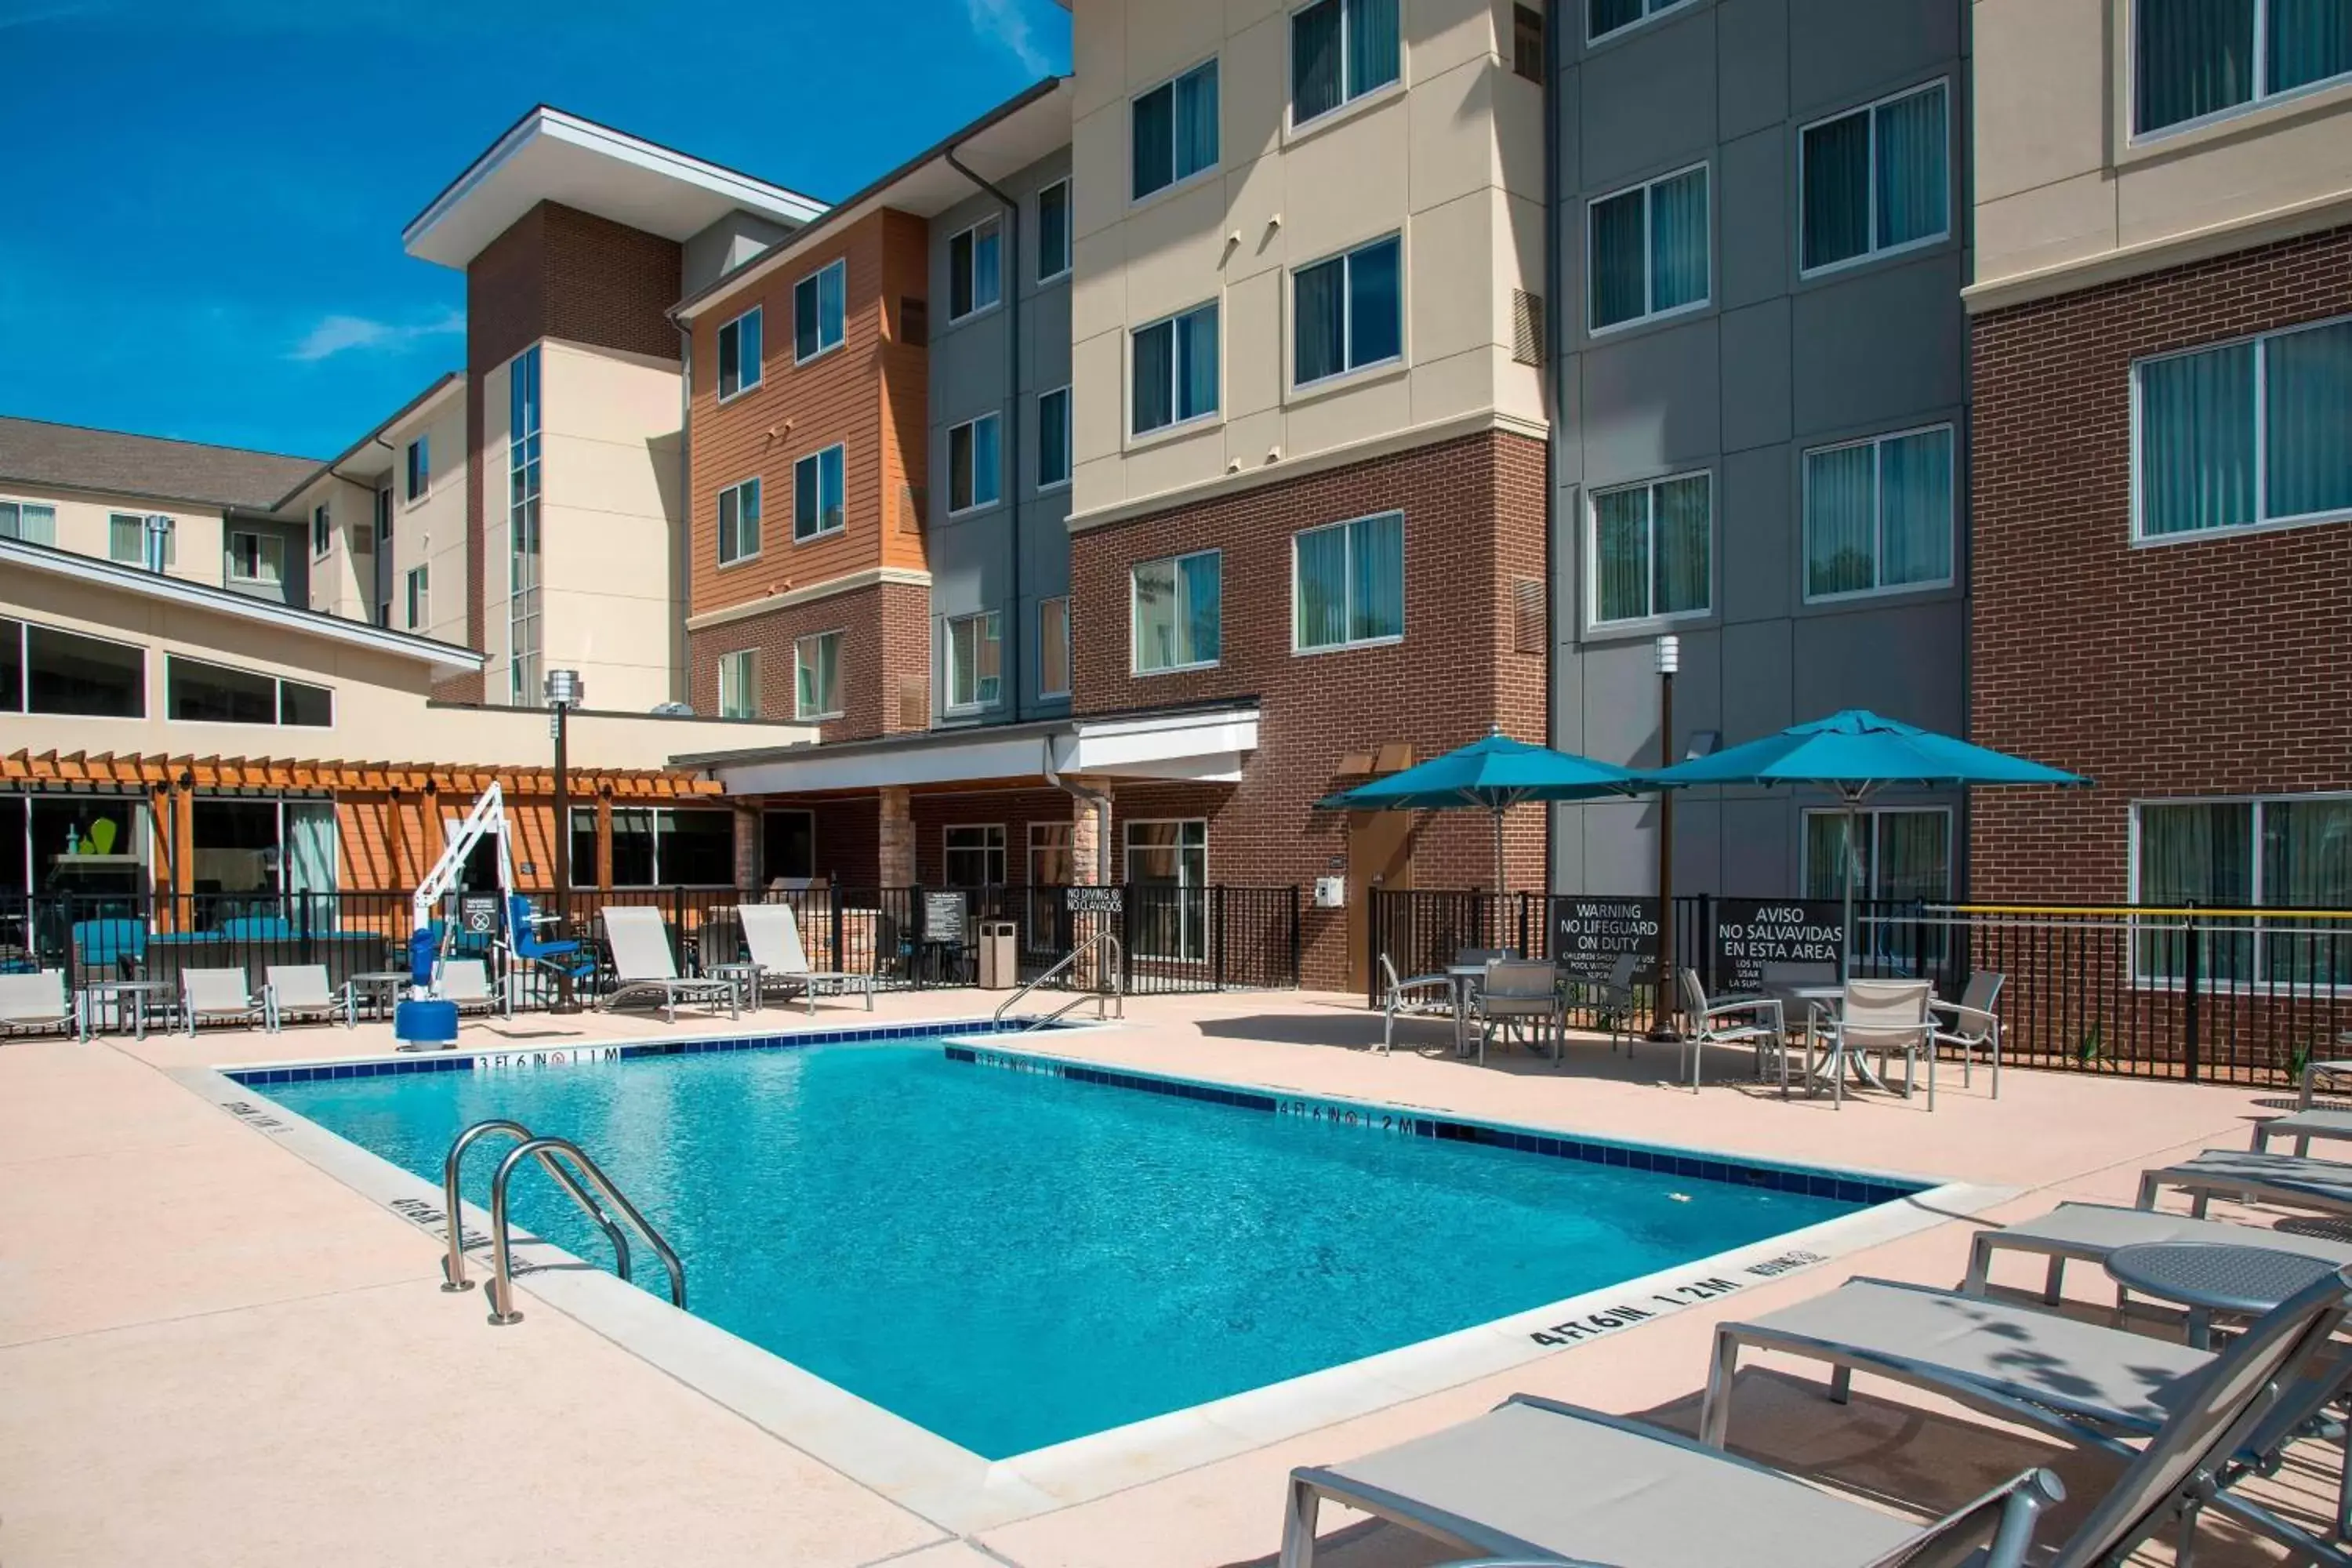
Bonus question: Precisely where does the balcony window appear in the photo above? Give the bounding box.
[1590,473,1710,626]
[793,261,845,363]
[794,445,846,541]
[718,306,764,398]
[1800,81,1949,275]
[1588,165,1709,332]
[1802,425,1956,600]
[2135,0,2352,136]
[1294,511,1404,651]
[1132,303,1219,435]
[718,477,762,564]
[1293,0,1400,125]
[1133,60,1219,200]
[949,216,1002,321]
[2136,318,2352,539]
[1131,550,1221,673]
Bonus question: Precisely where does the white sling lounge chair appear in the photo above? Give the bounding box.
[1965,1199,2352,1307]
[734,904,872,1014]
[0,970,82,1042]
[263,964,356,1031]
[2141,1147,2352,1218]
[182,967,267,1033]
[599,906,739,1024]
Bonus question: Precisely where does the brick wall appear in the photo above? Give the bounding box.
[686,579,930,739]
[1969,225,2352,904]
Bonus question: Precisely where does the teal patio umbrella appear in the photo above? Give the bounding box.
[1643,710,2088,978]
[1316,727,1646,895]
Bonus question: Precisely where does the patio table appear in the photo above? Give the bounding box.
[2105,1240,2341,1350]
[706,960,762,1011]
[1446,964,1490,1058]
[350,971,415,1022]
[78,978,173,1041]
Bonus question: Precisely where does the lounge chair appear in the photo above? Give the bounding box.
[1964,1199,2352,1308]
[1472,958,1562,1065]
[182,967,267,1033]
[1674,968,1784,1094]
[1279,1395,2063,1568]
[1929,970,2004,1098]
[1700,1266,2352,1566]
[2140,1148,2352,1218]
[0,970,82,1042]
[263,964,356,1031]
[1377,953,1458,1054]
[436,959,505,1018]
[1560,950,1639,1051]
[735,904,872,1015]
[599,906,739,1024]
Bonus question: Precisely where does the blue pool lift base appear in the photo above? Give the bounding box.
[394,999,460,1051]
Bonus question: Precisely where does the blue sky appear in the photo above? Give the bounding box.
[0,0,1070,458]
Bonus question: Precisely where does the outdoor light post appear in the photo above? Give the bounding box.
[546,669,583,1013]
[1648,634,1680,1043]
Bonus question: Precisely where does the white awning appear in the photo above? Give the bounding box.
[695,706,1258,797]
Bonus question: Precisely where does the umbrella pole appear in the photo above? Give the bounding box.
[1842,799,1860,984]
[1492,805,1505,946]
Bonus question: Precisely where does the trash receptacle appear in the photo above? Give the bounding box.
[977,920,1018,989]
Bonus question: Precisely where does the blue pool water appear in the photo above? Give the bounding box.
[260,1041,1880,1457]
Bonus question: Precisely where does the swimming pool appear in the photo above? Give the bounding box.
[250,1034,1916,1459]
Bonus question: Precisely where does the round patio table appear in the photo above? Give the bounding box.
[2105,1240,2344,1351]
[350,971,416,1022]
[79,978,173,1041]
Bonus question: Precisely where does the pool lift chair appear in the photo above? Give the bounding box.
[401,783,525,1044]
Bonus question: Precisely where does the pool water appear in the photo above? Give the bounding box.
[263,1042,1871,1457]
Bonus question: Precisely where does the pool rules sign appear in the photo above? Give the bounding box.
[1549,898,1660,985]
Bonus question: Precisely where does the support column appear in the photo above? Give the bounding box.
[878,786,914,888]
[733,801,760,892]
[1070,786,1102,886]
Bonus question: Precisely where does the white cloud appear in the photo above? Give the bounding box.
[966,0,1050,76]
[288,307,463,362]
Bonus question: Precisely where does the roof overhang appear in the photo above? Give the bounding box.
[405,107,828,271]
[271,373,463,507]
[0,539,487,678]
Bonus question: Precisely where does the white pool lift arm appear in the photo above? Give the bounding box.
[411,782,516,942]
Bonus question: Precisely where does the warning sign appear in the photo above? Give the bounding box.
[1550,898,1660,985]
[1711,899,1845,993]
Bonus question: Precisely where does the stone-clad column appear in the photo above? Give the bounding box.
[1070,786,1102,886]
[878,786,914,887]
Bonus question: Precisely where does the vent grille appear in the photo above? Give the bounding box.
[898,298,929,347]
[898,676,929,731]
[1512,4,1545,83]
[1512,577,1546,656]
[1511,290,1546,367]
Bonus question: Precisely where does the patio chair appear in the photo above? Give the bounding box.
[735,904,873,1015]
[599,906,739,1025]
[1700,1265,2352,1567]
[1807,978,1934,1109]
[0,970,82,1042]
[1929,971,2005,1098]
[1674,968,1785,1095]
[1377,953,1457,1054]
[1472,958,1563,1066]
[435,959,505,1019]
[1962,1200,2352,1308]
[1279,1394,2063,1568]
[181,967,267,1033]
[1560,950,1639,1051]
[263,964,356,1031]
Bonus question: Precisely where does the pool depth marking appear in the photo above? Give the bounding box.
[1527,1247,1825,1345]
[474,1046,621,1071]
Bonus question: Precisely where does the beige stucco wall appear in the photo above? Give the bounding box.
[284,470,381,622]
[384,390,468,644]
[0,481,228,588]
[1971,0,2352,306]
[1068,0,1545,526]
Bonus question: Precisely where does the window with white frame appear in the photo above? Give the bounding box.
[2133,794,2352,986]
[718,306,764,398]
[405,436,430,500]
[1036,179,1072,281]
[718,477,762,564]
[944,823,1007,887]
[166,655,332,728]
[1588,0,1695,44]
[1588,165,1709,332]
[794,630,842,719]
[1802,425,1956,601]
[1293,0,1400,125]
[1038,595,1071,698]
[405,565,429,630]
[794,260,845,362]
[1126,819,1208,960]
[948,414,1000,514]
[2134,0,2352,138]
[1131,550,1221,672]
[1294,511,1403,651]
[793,445,845,540]
[717,648,760,720]
[1132,59,1220,199]
[949,216,1003,321]
[946,611,1002,710]
[1799,80,1949,276]
[1037,386,1072,489]
[1132,302,1220,435]
[0,499,56,546]
[228,531,285,586]
[310,503,332,557]
[1589,473,1711,626]
[2135,318,2352,540]
[107,513,172,566]
[1294,234,1402,386]
[0,615,145,717]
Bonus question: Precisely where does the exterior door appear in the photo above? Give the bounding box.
[1346,811,1414,993]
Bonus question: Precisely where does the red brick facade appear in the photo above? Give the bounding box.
[687,579,931,741]
[1969,226,2352,904]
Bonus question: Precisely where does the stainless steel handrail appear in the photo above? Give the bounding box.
[485,1135,686,1326]
[994,931,1123,1024]
[439,1120,632,1293]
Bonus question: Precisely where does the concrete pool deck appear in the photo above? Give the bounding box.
[0,989,2331,1566]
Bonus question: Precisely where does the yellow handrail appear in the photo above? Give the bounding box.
[1943,903,2352,921]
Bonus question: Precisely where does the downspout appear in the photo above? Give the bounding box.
[1044,739,1114,887]
[673,320,694,708]
[945,145,1023,722]
[1540,0,1565,895]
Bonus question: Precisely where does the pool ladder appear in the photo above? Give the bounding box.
[996,931,1124,1031]
[438,1120,685,1326]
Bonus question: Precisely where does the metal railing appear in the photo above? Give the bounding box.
[481,1131,684,1326]
[996,931,1123,1028]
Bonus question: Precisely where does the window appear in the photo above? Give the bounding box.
[0,500,56,546]
[1589,473,1710,626]
[310,503,332,557]
[948,216,1002,321]
[717,648,760,720]
[1036,179,1072,282]
[718,305,764,398]
[165,655,331,728]
[948,415,1001,514]
[1029,822,1073,885]
[794,630,842,719]
[1293,0,1400,125]
[1294,233,1403,386]
[1131,550,1221,673]
[718,477,763,564]
[405,437,430,501]
[2133,795,2352,986]
[405,566,430,630]
[508,345,543,704]
[1799,81,1949,276]
[1589,165,1708,332]
[0,617,145,717]
[2135,318,2352,540]
[793,261,845,363]
[0,795,152,900]
[1512,4,1545,81]
[1804,807,1951,965]
[1126,819,1208,960]
[1037,386,1072,489]
[763,809,814,884]
[227,531,284,586]
[1588,0,1694,43]
[1038,596,1071,698]
[1802,425,1956,600]
[191,799,337,905]
[1131,303,1220,435]
[944,824,1007,887]
[2134,0,2352,137]
[793,446,845,540]
[946,611,1002,710]
[586,805,735,887]
[1294,510,1404,651]
[1133,59,1219,199]
[375,487,392,545]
